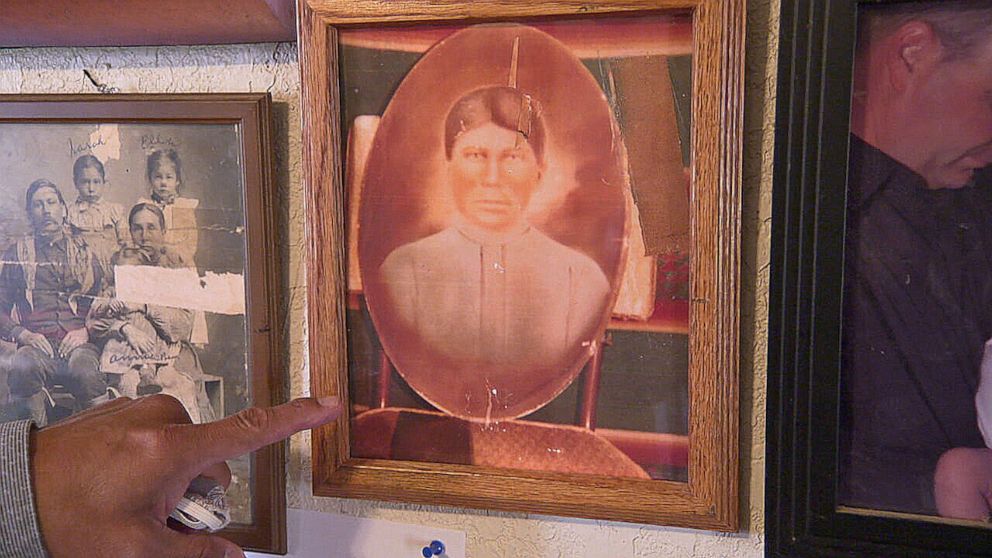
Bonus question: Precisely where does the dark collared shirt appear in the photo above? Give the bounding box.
[839,135,992,514]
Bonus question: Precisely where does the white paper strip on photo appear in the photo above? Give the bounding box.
[89,123,121,162]
[114,265,246,315]
[346,114,380,292]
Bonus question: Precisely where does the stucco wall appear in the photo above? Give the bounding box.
[0,0,777,554]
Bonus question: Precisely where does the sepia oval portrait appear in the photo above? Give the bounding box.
[359,24,628,421]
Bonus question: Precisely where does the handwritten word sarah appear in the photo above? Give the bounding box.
[69,137,107,158]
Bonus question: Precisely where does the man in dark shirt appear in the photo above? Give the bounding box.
[841,137,992,513]
[839,2,992,515]
[0,179,107,427]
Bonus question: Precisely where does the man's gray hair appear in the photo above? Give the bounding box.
[860,0,992,60]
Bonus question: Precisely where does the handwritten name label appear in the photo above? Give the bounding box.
[110,352,170,364]
[140,133,180,151]
[69,137,107,158]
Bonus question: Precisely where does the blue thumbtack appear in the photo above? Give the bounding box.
[422,540,446,556]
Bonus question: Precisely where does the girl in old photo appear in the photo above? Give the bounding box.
[67,154,127,272]
[143,148,200,266]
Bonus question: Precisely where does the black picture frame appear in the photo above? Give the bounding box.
[767,1,992,556]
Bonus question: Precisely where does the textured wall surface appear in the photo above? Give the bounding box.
[0,0,778,554]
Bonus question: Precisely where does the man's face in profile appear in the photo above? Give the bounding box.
[448,122,542,232]
[898,31,992,188]
[28,187,65,236]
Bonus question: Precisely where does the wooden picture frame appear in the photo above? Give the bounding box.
[301,0,743,530]
[0,94,285,553]
[768,1,992,556]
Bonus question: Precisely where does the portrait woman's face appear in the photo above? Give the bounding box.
[448,122,542,233]
[130,208,165,247]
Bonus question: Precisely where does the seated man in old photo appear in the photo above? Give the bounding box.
[377,86,610,372]
[0,179,108,426]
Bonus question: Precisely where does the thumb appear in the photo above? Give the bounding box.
[163,530,245,558]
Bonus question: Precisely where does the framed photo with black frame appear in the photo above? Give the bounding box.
[768,1,992,556]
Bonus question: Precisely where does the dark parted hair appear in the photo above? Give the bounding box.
[146,148,183,184]
[25,179,66,213]
[444,86,546,164]
[128,202,167,230]
[72,154,106,183]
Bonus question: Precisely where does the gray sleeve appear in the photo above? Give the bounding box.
[0,420,47,557]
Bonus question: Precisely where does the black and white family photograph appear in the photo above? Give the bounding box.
[0,121,253,519]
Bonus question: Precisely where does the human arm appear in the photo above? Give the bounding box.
[58,250,113,356]
[86,297,128,340]
[0,252,54,357]
[0,246,29,343]
[0,420,46,558]
[72,246,106,324]
[565,254,612,346]
[145,304,194,344]
[87,301,159,355]
[30,394,341,558]
[57,328,89,358]
[111,203,128,247]
[379,246,420,331]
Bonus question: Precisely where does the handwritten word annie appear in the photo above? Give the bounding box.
[69,137,107,158]
[109,352,171,364]
[140,133,180,151]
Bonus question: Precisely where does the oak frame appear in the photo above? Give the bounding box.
[0,93,285,552]
[300,0,743,530]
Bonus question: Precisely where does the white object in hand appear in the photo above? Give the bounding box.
[169,478,231,533]
[976,338,992,448]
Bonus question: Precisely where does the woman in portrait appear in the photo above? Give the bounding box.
[375,87,610,395]
[359,24,627,422]
[88,203,214,423]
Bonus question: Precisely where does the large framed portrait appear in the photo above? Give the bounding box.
[768,0,992,556]
[0,94,285,552]
[301,0,743,530]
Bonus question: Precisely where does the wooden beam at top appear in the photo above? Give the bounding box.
[0,0,297,47]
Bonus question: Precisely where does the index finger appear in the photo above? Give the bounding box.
[170,396,341,470]
[40,338,55,358]
[59,337,75,355]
